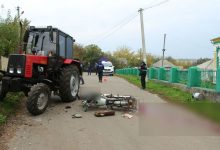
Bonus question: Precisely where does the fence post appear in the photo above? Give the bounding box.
[149,67,155,79]
[169,67,178,83]
[216,68,220,92]
[158,67,165,80]
[187,67,201,88]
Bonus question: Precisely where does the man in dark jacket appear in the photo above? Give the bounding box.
[88,62,92,75]
[95,62,98,75]
[97,61,104,82]
[139,61,147,89]
[80,62,85,84]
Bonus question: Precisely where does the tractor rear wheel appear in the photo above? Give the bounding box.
[59,65,80,102]
[0,81,6,101]
[26,83,50,115]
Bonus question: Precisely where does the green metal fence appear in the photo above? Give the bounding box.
[153,68,158,79]
[164,69,170,81]
[177,70,188,84]
[116,68,140,76]
[116,67,219,92]
[200,70,216,90]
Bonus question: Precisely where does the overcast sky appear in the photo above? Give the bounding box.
[0,0,219,59]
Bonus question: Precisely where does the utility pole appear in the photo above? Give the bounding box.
[138,8,147,65]
[16,6,20,20]
[16,6,23,54]
[162,34,166,67]
[16,6,20,54]
[139,48,143,61]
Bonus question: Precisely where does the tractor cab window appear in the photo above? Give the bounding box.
[59,35,65,57]
[34,34,39,47]
[49,31,57,44]
[26,33,34,54]
[51,32,57,43]
[66,37,73,58]
[26,31,56,56]
[38,32,56,55]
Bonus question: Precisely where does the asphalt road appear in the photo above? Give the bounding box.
[4,74,220,150]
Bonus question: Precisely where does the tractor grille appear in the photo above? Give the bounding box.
[7,54,26,76]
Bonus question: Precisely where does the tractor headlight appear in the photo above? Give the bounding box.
[17,68,22,74]
[9,68,14,74]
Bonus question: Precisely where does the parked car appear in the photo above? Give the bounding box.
[102,61,114,76]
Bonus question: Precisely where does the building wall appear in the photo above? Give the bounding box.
[0,56,8,71]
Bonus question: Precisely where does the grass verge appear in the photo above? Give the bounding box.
[0,92,24,125]
[117,74,220,124]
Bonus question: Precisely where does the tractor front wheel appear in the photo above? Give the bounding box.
[26,83,50,115]
[0,81,6,101]
[59,65,80,102]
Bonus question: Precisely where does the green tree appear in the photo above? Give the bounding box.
[0,12,19,56]
[166,56,177,64]
[0,10,30,57]
[73,43,85,60]
[113,46,140,68]
[83,44,103,68]
[194,58,211,66]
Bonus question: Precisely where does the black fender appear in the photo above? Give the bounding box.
[42,79,56,91]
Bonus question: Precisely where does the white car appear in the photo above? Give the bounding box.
[102,61,114,76]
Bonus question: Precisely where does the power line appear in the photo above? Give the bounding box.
[143,0,169,10]
[95,13,138,43]
[102,12,137,35]
[93,12,137,42]
[93,0,169,44]
[144,0,163,8]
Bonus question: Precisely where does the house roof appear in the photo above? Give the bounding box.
[197,59,215,70]
[152,59,176,68]
[211,37,220,45]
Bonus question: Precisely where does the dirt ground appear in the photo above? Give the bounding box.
[1,74,220,150]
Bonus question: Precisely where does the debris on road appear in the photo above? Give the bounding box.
[82,93,137,112]
[122,113,133,119]
[192,92,204,100]
[72,114,82,118]
[32,118,42,122]
[24,122,32,126]
[65,106,72,109]
[95,110,115,117]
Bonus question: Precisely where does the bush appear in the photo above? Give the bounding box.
[0,92,24,125]
[0,114,6,124]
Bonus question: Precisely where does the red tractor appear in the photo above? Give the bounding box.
[0,26,82,115]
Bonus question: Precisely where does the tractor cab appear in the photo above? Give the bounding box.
[24,26,74,59]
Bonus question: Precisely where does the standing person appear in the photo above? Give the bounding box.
[95,62,98,75]
[139,61,147,89]
[80,62,85,85]
[75,58,84,85]
[88,62,92,75]
[97,61,104,82]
